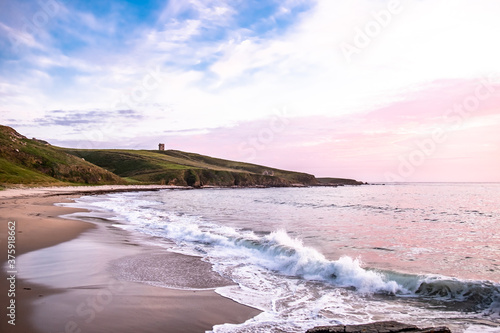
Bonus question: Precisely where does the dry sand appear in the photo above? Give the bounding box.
[0,186,260,333]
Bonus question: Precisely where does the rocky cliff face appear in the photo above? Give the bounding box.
[183,169,311,187]
[306,321,451,333]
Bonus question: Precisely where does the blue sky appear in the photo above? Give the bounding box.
[1,0,500,181]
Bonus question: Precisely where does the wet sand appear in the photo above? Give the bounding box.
[0,186,260,333]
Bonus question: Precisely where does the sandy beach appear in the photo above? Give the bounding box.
[0,186,260,333]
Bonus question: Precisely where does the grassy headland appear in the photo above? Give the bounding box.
[62,148,317,187]
[0,125,363,188]
[0,125,124,186]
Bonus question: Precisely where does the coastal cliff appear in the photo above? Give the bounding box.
[1,125,361,188]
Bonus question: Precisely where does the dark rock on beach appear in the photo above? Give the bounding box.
[306,321,452,333]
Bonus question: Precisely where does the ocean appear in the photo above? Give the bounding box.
[67,183,500,332]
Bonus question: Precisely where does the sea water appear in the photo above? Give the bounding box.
[67,183,500,332]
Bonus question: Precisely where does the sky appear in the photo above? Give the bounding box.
[1,0,500,182]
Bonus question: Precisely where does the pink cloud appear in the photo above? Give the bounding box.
[51,78,500,182]
[214,78,500,182]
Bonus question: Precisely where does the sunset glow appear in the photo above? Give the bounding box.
[1,0,500,181]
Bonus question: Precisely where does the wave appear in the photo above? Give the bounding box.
[138,216,499,314]
[400,275,500,314]
[73,194,499,315]
[230,230,402,294]
[143,221,401,293]
[233,230,499,313]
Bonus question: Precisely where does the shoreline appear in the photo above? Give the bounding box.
[0,185,260,333]
[0,184,192,199]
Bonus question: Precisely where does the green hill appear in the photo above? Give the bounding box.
[62,148,317,187]
[0,125,124,186]
[0,125,363,188]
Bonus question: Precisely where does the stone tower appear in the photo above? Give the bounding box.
[158,143,165,151]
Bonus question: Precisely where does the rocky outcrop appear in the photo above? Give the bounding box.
[306,321,451,333]
[315,177,365,186]
[181,169,313,188]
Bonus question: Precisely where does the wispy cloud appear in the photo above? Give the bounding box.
[1,0,500,181]
[34,109,142,126]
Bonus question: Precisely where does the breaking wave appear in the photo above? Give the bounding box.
[68,190,500,332]
[86,193,499,314]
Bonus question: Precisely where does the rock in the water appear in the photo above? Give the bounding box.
[306,321,452,333]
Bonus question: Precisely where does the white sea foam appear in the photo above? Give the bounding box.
[68,190,500,333]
